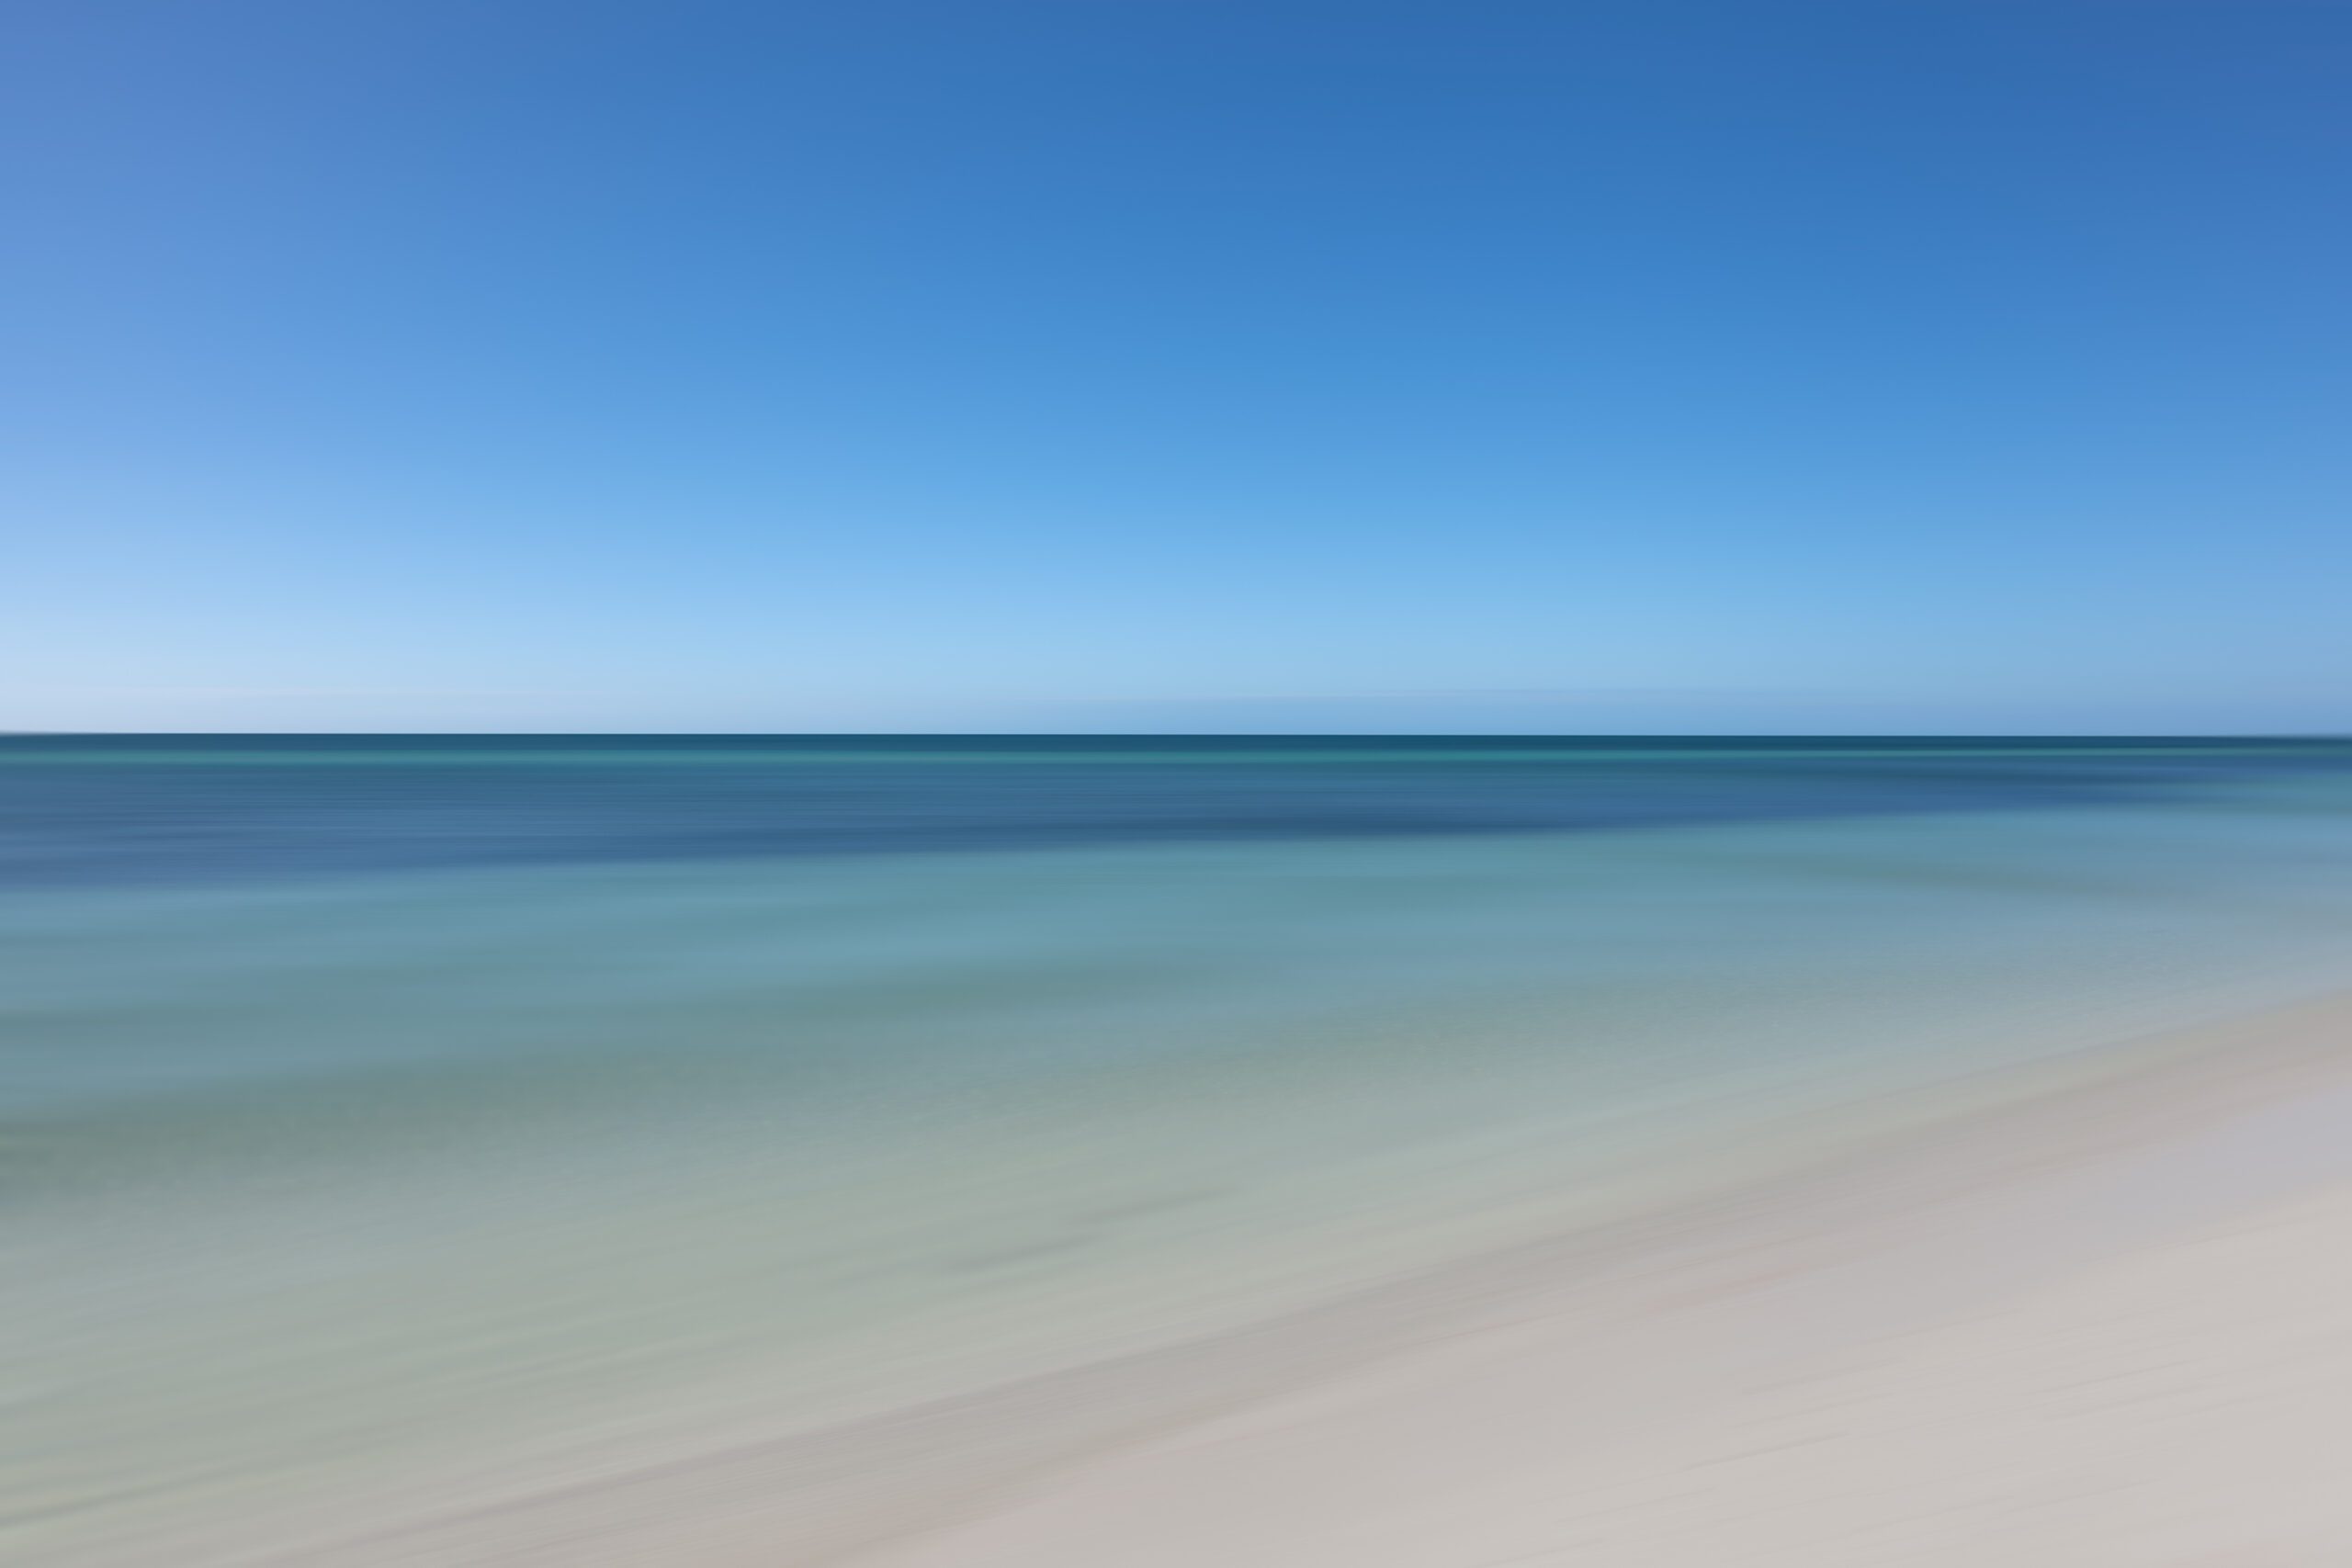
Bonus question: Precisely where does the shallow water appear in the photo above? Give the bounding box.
[6,737,2352,1560]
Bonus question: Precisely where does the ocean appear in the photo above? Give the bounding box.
[7,736,2352,1562]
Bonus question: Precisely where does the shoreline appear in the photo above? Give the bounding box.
[242,984,2352,1566]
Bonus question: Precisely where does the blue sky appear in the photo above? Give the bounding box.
[7,1,2348,732]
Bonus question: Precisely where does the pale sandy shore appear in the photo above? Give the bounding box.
[859,996,2352,1568]
[260,990,2352,1567]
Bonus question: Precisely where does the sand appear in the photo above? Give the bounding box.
[854,994,2352,1568]
[253,991,2352,1566]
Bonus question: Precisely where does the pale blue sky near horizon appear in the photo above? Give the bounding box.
[6,1,2349,734]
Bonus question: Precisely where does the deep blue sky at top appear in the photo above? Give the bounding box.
[6,1,2348,731]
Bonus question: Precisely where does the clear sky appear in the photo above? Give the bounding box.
[7,1,2348,733]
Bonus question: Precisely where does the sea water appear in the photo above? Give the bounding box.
[7,737,2352,1560]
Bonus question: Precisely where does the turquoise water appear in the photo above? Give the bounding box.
[6,738,2352,1561]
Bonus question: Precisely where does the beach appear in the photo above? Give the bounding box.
[6,738,2352,1563]
[0,978,2290,1568]
[174,987,2341,1567]
[855,991,2352,1568]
